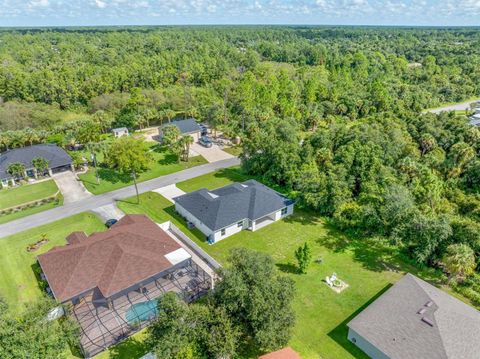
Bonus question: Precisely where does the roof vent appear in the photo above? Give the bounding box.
[207,192,219,199]
[421,317,434,327]
[425,301,433,307]
[417,308,426,315]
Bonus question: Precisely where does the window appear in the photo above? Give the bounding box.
[237,221,243,228]
[281,207,288,216]
[221,228,226,236]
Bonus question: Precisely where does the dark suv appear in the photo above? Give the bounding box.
[199,136,213,148]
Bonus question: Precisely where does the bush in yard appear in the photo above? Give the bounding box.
[295,242,312,274]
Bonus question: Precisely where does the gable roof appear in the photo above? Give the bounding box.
[259,348,301,359]
[0,144,72,179]
[37,215,188,302]
[174,180,293,231]
[347,273,480,359]
[112,127,128,133]
[161,118,201,135]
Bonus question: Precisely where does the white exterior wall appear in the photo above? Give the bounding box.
[212,220,245,242]
[348,328,389,359]
[175,203,214,239]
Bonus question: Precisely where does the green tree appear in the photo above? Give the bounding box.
[0,296,79,359]
[295,242,312,274]
[213,248,295,352]
[147,293,238,359]
[7,162,26,180]
[441,244,476,283]
[106,137,152,203]
[162,125,181,146]
[31,157,49,178]
[179,135,194,162]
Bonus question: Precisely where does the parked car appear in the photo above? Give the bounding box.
[199,136,213,148]
[105,219,118,228]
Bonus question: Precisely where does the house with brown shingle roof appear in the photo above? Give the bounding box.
[37,214,214,357]
[38,214,192,304]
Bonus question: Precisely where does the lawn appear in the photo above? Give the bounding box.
[118,172,447,359]
[0,212,105,311]
[79,145,208,195]
[0,179,59,210]
[0,193,64,224]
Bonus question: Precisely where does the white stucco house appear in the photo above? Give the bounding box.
[174,180,294,243]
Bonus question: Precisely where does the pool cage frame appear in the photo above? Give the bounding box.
[68,262,211,358]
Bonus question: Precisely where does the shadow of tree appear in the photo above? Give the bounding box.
[327,284,393,359]
[276,262,299,274]
[158,152,179,165]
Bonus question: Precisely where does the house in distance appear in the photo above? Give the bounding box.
[174,179,294,243]
[158,118,202,142]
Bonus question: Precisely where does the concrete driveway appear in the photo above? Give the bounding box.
[190,142,234,163]
[153,184,186,203]
[53,171,92,204]
[91,203,125,221]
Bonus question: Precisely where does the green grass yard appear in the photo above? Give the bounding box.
[0,179,59,210]
[0,193,64,224]
[118,174,449,359]
[79,145,208,195]
[0,212,105,311]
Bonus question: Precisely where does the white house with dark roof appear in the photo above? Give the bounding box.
[174,180,294,243]
[347,273,480,359]
[0,144,73,187]
[112,127,129,137]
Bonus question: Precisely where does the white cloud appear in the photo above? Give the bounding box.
[94,0,107,9]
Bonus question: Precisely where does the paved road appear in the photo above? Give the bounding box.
[426,99,479,114]
[0,157,240,238]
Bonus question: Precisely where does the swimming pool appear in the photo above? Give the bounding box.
[125,299,159,324]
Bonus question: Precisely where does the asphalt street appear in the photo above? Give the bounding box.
[0,157,240,238]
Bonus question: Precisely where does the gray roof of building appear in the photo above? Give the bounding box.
[0,144,72,179]
[174,179,293,231]
[347,273,480,359]
[112,127,128,132]
[161,118,201,135]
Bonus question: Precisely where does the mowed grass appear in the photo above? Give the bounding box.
[0,179,59,210]
[0,212,105,310]
[118,173,446,359]
[0,193,64,224]
[79,145,208,195]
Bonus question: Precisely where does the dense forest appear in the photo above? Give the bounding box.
[1,26,480,304]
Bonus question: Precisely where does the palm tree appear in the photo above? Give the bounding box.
[179,135,194,162]
[31,157,49,178]
[86,141,108,184]
[7,162,26,181]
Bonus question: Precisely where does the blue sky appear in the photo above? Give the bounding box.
[0,0,479,27]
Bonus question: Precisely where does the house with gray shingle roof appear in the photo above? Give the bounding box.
[0,144,72,187]
[174,180,294,243]
[158,118,202,142]
[347,273,480,359]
